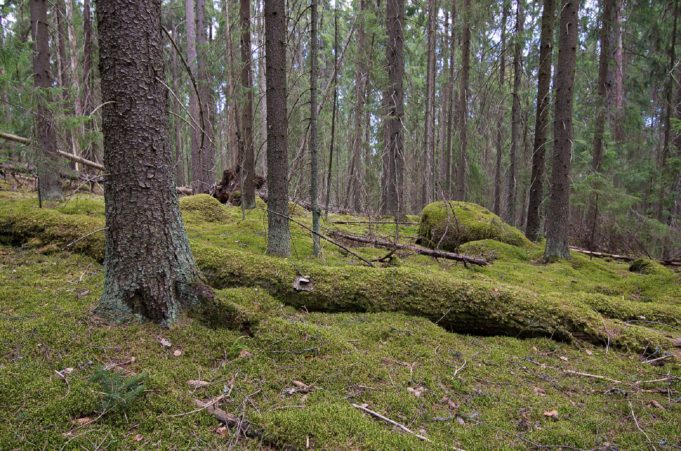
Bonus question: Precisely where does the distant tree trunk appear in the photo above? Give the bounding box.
[585,0,614,249]
[222,0,240,169]
[82,0,98,166]
[256,0,268,175]
[96,0,211,325]
[657,0,678,221]
[170,25,187,187]
[55,0,78,170]
[265,0,291,257]
[381,0,405,218]
[493,0,510,215]
[438,8,449,194]
[444,0,458,197]
[196,0,216,193]
[610,0,625,145]
[64,0,80,118]
[506,0,524,224]
[421,0,437,208]
[346,0,368,212]
[30,0,63,201]
[325,3,339,216]
[525,0,555,241]
[310,0,321,255]
[455,0,471,201]
[544,0,580,261]
[186,0,201,191]
[240,0,256,208]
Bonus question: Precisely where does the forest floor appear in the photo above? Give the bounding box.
[0,187,680,449]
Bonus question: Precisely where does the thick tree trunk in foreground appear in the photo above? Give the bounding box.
[585,0,614,249]
[240,0,256,209]
[265,0,291,257]
[310,0,321,255]
[455,0,471,201]
[544,0,580,261]
[30,0,63,201]
[96,0,210,324]
[493,0,510,215]
[506,0,524,225]
[526,0,555,241]
[382,0,405,218]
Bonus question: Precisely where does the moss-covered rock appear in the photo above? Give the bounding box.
[179,194,229,222]
[418,201,531,251]
[628,258,673,276]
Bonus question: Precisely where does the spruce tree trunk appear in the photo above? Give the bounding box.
[30,0,63,201]
[526,0,555,241]
[383,0,406,218]
[347,0,368,212]
[256,0,268,175]
[585,0,614,249]
[610,0,625,145]
[421,0,437,208]
[493,0,510,215]
[82,0,98,168]
[55,0,78,171]
[310,0,321,255]
[186,0,201,192]
[240,0,256,209]
[264,0,291,257]
[506,0,524,225]
[444,0,458,198]
[96,0,211,325]
[196,0,216,193]
[544,0,580,261]
[455,0,471,201]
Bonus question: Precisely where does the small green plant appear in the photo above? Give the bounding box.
[90,368,148,415]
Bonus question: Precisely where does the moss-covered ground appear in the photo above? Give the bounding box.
[0,190,680,449]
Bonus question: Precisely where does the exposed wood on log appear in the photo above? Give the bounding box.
[570,246,681,267]
[330,231,489,266]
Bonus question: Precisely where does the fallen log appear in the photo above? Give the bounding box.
[329,231,489,266]
[569,246,681,267]
[331,220,419,226]
[1,203,679,353]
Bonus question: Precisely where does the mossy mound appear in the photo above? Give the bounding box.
[56,197,105,216]
[418,201,531,251]
[0,197,679,353]
[628,258,673,276]
[459,239,535,262]
[179,194,229,222]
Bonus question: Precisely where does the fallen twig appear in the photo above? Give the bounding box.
[628,400,657,450]
[569,246,681,267]
[265,208,375,267]
[351,403,431,442]
[330,231,488,266]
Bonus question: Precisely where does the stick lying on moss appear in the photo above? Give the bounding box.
[329,231,489,266]
[0,203,678,353]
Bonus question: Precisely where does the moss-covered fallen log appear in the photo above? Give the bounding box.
[0,201,678,353]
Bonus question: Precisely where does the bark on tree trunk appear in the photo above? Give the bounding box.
[421,0,437,209]
[240,0,256,209]
[96,0,211,325]
[506,0,524,225]
[455,0,471,201]
[544,0,580,261]
[55,0,78,171]
[30,0,63,201]
[265,0,291,257]
[382,0,406,219]
[585,0,614,249]
[444,0,458,198]
[310,0,321,255]
[526,0,555,241]
[346,0,368,213]
[610,0,625,145]
[493,0,510,215]
[196,0,216,193]
[186,0,201,192]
